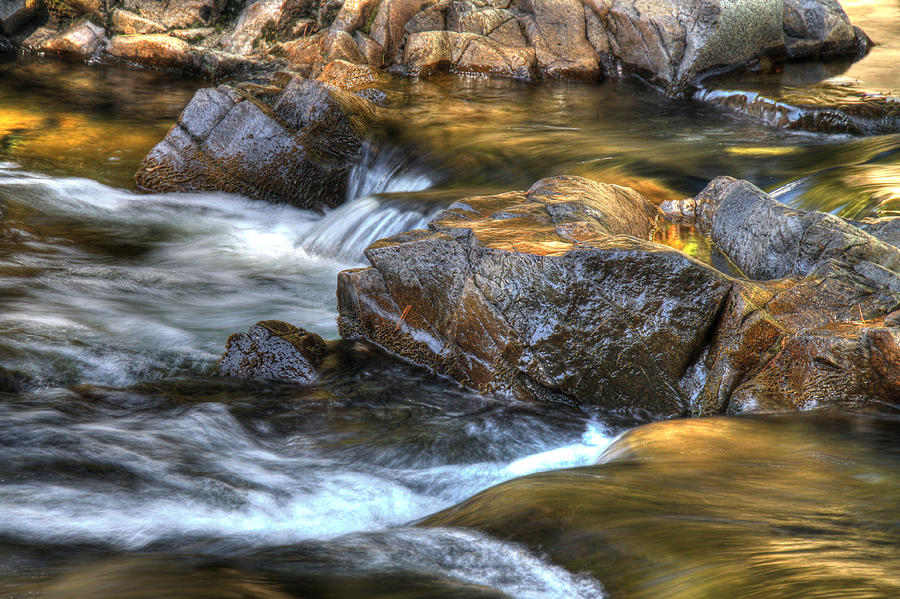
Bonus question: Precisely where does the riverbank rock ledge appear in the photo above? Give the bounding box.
[219,320,326,383]
[134,76,379,210]
[6,0,870,99]
[337,175,900,416]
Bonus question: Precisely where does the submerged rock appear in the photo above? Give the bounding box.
[422,415,900,599]
[695,83,900,135]
[134,76,381,210]
[338,175,732,416]
[219,320,327,383]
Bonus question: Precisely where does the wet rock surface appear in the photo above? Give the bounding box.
[337,175,732,417]
[4,0,880,104]
[335,174,900,415]
[134,76,381,210]
[219,320,327,383]
[23,20,106,57]
[662,176,900,414]
[695,80,900,136]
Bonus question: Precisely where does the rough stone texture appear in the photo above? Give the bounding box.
[0,0,39,36]
[584,0,783,94]
[315,58,385,92]
[107,34,193,70]
[135,77,379,211]
[331,0,382,33]
[354,31,385,66]
[54,0,102,16]
[321,28,366,65]
[219,0,287,55]
[661,177,900,414]
[110,9,167,35]
[694,84,900,136]
[22,20,106,57]
[369,0,431,64]
[515,0,600,78]
[783,0,857,58]
[338,175,732,416]
[121,0,227,29]
[404,30,536,78]
[219,320,326,383]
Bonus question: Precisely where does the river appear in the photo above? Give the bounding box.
[0,2,898,598]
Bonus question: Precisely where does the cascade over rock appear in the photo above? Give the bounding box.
[134,76,382,210]
[329,175,900,415]
[337,175,733,416]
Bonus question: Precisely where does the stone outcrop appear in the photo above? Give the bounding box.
[219,320,326,383]
[661,177,900,414]
[107,34,194,70]
[8,0,878,105]
[134,76,381,210]
[337,176,733,416]
[22,20,106,57]
[334,175,900,415]
[120,0,226,30]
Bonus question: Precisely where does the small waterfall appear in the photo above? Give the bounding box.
[302,198,440,263]
[345,143,434,201]
[301,144,440,263]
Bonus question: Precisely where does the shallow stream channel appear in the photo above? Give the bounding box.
[0,2,898,598]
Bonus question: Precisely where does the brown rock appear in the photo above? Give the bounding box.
[662,177,900,414]
[515,0,600,78]
[135,77,380,211]
[783,0,858,58]
[369,0,430,63]
[354,31,385,66]
[219,0,286,56]
[110,9,166,35]
[584,0,784,95]
[316,59,385,92]
[107,34,193,70]
[404,30,535,79]
[321,28,366,65]
[331,0,382,33]
[338,176,731,416]
[23,21,106,57]
[121,0,226,30]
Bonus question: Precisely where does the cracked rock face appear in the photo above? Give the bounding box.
[338,175,900,415]
[662,177,900,414]
[134,77,379,210]
[338,175,733,417]
[219,320,327,383]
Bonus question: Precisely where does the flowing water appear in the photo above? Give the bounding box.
[1,2,899,597]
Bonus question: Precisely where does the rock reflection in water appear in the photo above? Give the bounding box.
[425,413,900,599]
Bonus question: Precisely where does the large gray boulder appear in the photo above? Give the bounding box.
[338,175,733,416]
[135,77,380,210]
[662,177,900,414]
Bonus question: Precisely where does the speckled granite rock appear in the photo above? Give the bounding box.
[219,320,327,383]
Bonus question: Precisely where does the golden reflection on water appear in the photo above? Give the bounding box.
[426,414,900,599]
[0,56,202,188]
